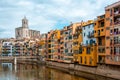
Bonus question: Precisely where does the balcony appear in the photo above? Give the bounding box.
[113,28,120,35]
[114,11,120,16]
[114,16,120,25]
[73,50,79,54]
[98,56,105,64]
[110,41,114,45]
[73,36,78,40]
[97,15,105,21]
[114,41,120,45]
[114,7,120,16]
[76,26,82,31]
[87,33,94,38]
[73,39,78,42]
[113,36,120,45]
[73,45,79,50]
[98,21,104,28]
[106,55,120,63]
[98,46,105,54]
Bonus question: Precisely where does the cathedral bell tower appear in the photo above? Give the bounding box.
[22,16,28,28]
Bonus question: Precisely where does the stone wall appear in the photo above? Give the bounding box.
[46,61,120,80]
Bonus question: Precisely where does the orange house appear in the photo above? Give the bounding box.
[94,14,105,64]
[105,1,120,65]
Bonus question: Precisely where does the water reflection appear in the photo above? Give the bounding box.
[2,63,12,71]
[0,63,117,80]
[0,63,88,80]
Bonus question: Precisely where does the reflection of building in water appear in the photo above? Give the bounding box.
[44,67,87,80]
[2,63,12,71]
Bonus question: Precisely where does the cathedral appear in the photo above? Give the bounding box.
[15,17,40,40]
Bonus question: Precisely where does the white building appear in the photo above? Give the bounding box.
[15,16,40,40]
[82,22,96,46]
[2,42,14,56]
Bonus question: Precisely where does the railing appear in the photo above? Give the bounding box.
[106,55,120,62]
[114,41,120,44]
[114,10,120,16]
[87,33,94,38]
[114,19,120,25]
[0,56,39,60]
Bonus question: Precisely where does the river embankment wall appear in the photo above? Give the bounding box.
[45,61,120,80]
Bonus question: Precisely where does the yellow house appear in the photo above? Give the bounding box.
[73,22,83,63]
[47,30,60,61]
[63,23,80,63]
[73,20,97,66]
[47,30,53,61]
[94,14,105,64]
[51,30,60,61]
[59,30,64,62]
[39,34,47,58]
[78,45,97,66]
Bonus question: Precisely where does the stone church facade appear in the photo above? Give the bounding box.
[15,17,40,40]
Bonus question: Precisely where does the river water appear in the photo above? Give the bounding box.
[0,63,117,80]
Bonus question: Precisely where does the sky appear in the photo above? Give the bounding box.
[0,0,118,38]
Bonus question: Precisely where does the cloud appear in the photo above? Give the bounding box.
[0,0,118,38]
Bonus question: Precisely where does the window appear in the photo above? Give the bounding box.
[89,57,92,64]
[114,47,116,55]
[94,31,96,33]
[106,47,109,49]
[88,25,90,28]
[98,30,100,35]
[110,19,112,26]
[89,32,90,35]
[84,33,85,36]
[69,35,72,40]
[106,18,110,21]
[100,22,104,27]
[106,9,110,11]
[101,29,103,32]
[110,47,113,55]
[18,32,20,36]
[74,50,79,54]
[110,29,113,34]
[86,40,88,45]
[110,9,112,16]
[114,28,119,34]
[91,48,93,51]
[114,36,119,44]
[83,49,84,51]
[80,57,82,63]
[106,36,110,39]
[79,47,82,54]
[65,43,67,47]
[84,57,86,64]
[65,38,67,40]
[65,32,68,34]
[87,47,90,54]
[84,27,85,30]
[48,44,51,48]
[119,37,120,44]
[110,38,113,45]
[65,49,68,53]
[58,49,60,53]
